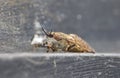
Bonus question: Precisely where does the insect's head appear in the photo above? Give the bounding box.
[41,24,53,38]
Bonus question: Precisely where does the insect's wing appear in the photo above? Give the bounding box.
[68,34,95,53]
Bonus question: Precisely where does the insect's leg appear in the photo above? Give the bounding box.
[52,49,56,52]
[49,46,56,52]
[46,49,49,52]
[67,44,76,51]
[65,45,71,52]
[46,46,51,53]
[43,41,50,52]
[46,45,55,52]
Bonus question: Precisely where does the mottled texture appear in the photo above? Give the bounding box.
[43,32,95,52]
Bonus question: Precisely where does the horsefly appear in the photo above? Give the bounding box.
[41,26,95,53]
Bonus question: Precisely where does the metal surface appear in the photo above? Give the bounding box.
[0,53,120,78]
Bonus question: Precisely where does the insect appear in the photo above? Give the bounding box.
[41,26,95,53]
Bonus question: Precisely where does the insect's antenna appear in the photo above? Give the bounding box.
[50,29,52,34]
[41,24,49,36]
[41,24,53,37]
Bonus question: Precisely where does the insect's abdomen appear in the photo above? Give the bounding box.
[68,34,95,53]
[68,43,95,53]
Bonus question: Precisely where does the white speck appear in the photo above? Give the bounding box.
[98,72,102,75]
[113,9,120,16]
[34,19,42,30]
[31,34,46,45]
[53,60,57,68]
[57,12,66,22]
[76,14,82,20]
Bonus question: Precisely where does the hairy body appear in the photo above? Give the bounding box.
[43,32,95,53]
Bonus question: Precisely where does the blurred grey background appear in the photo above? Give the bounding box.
[0,0,120,52]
